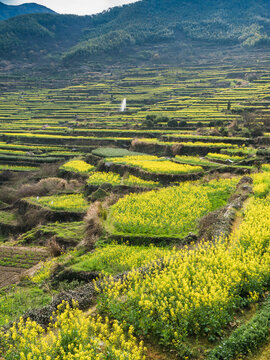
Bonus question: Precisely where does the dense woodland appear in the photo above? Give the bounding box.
[0,1,55,21]
[1,0,270,67]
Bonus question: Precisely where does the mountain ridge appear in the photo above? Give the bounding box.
[0,1,56,21]
[1,0,270,68]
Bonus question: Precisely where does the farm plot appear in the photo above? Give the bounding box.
[0,246,48,288]
[99,173,270,353]
[0,64,270,172]
[19,221,85,247]
[60,159,94,176]
[0,211,20,237]
[106,155,203,174]
[1,64,270,358]
[25,194,88,213]
[87,172,159,188]
[174,155,221,168]
[106,178,238,241]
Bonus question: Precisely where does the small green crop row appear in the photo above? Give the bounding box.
[0,165,39,172]
[207,297,270,360]
[92,147,144,158]
[174,155,220,167]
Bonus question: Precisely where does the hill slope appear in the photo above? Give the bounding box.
[0,2,56,21]
[1,0,270,67]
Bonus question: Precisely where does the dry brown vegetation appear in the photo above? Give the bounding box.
[171,143,183,156]
[46,236,63,257]
[82,194,119,250]
[0,177,82,205]
[82,201,103,250]
[17,207,49,229]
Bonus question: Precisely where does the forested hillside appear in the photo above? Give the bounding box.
[1,0,270,67]
[0,1,55,21]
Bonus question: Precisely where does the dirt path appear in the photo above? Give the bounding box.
[230,198,251,235]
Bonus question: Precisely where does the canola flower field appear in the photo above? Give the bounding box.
[28,193,88,212]
[1,62,270,359]
[107,155,203,174]
[0,302,146,360]
[1,171,269,359]
[174,155,221,167]
[60,160,95,175]
[72,243,173,275]
[87,171,159,188]
[98,172,270,350]
[107,178,238,238]
[205,153,246,162]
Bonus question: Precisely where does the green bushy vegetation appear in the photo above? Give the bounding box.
[2,0,270,65]
[0,285,52,326]
[71,243,173,275]
[208,297,270,360]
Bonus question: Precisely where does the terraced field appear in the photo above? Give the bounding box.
[0,63,269,359]
[0,246,48,288]
[0,64,269,172]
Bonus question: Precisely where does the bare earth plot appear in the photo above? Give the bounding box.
[0,246,48,288]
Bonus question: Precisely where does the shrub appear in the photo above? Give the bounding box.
[167,119,178,127]
[83,202,104,249]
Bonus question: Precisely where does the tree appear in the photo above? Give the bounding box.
[142,119,154,128]
[241,112,264,137]
[167,119,178,128]
[179,120,187,127]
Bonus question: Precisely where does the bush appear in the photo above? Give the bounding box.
[179,120,187,127]
[142,119,155,128]
[146,114,157,121]
[167,119,178,127]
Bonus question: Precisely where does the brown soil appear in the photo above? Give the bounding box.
[0,245,48,288]
[0,266,23,288]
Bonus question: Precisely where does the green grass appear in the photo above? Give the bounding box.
[0,211,17,225]
[174,155,220,167]
[0,285,52,326]
[71,243,173,275]
[20,222,85,244]
[92,147,144,158]
[27,194,88,212]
